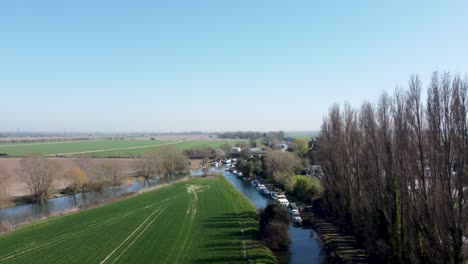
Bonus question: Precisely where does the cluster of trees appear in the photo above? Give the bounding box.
[318,72,468,263]
[65,159,123,193]
[258,203,291,250]
[217,131,285,148]
[184,146,225,160]
[284,175,320,203]
[265,150,302,184]
[218,131,266,139]
[16,155,124,200]
[137,146,190,183]
[16,147,192,202]
[289,138,309,157]
[235,156,266,178]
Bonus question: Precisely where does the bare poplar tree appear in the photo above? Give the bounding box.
[318,72,468,263]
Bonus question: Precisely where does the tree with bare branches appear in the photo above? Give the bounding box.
[18,155,62,202]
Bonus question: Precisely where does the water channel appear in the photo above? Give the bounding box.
[221,168,326,264]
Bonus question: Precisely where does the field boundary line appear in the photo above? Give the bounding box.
[52,140,183,156]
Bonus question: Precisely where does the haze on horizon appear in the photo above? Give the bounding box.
[1,1,468,133]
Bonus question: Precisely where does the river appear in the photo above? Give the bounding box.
[0,168,326,263]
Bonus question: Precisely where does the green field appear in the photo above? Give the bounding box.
[0,176,275,264]
[0,140,239,157]
[284,132,317,140]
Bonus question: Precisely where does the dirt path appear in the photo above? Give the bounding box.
[52,140,184,156]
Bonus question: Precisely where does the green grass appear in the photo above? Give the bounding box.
[0,140,240,157]
[284,132,317,140]
[0,176,275,264]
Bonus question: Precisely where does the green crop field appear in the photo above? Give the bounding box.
[0,176,275,264]
[0,140,240,157]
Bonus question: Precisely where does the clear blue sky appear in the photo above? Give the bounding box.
[1,1,467,132]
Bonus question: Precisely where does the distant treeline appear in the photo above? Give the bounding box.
[0,138,91,144]
[318,72,467,263]
[218,131,285,140]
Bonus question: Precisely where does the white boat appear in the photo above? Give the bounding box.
[278,198,289,207]
[273,194,287,201]
[292,216,302,225]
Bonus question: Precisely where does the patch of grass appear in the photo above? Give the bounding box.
[0,176,275,264]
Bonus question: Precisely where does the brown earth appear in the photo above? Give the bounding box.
[0,134,215,143]
[0,158,140,197]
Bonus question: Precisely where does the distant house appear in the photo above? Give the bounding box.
[277,143,289,151]
[231,147,242,154]
[248,147,267,157]
[307,165,325,179]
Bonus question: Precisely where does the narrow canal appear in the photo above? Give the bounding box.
[221,169,326,264]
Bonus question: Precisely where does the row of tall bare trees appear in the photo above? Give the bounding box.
[318,72,467,263]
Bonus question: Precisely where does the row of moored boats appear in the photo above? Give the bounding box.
[250,179,303,225]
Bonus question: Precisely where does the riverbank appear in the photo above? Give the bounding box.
[0,176,194,234]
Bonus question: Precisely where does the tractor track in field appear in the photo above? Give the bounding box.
[100,202,173,264]
[51,140,184,156]
[173,187,199,263]
[0,195,180,262]
[108,203,173,264]
[0,211,135,262]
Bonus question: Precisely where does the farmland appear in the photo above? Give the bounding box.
[0,176,275,264]
[0,139,239,157]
